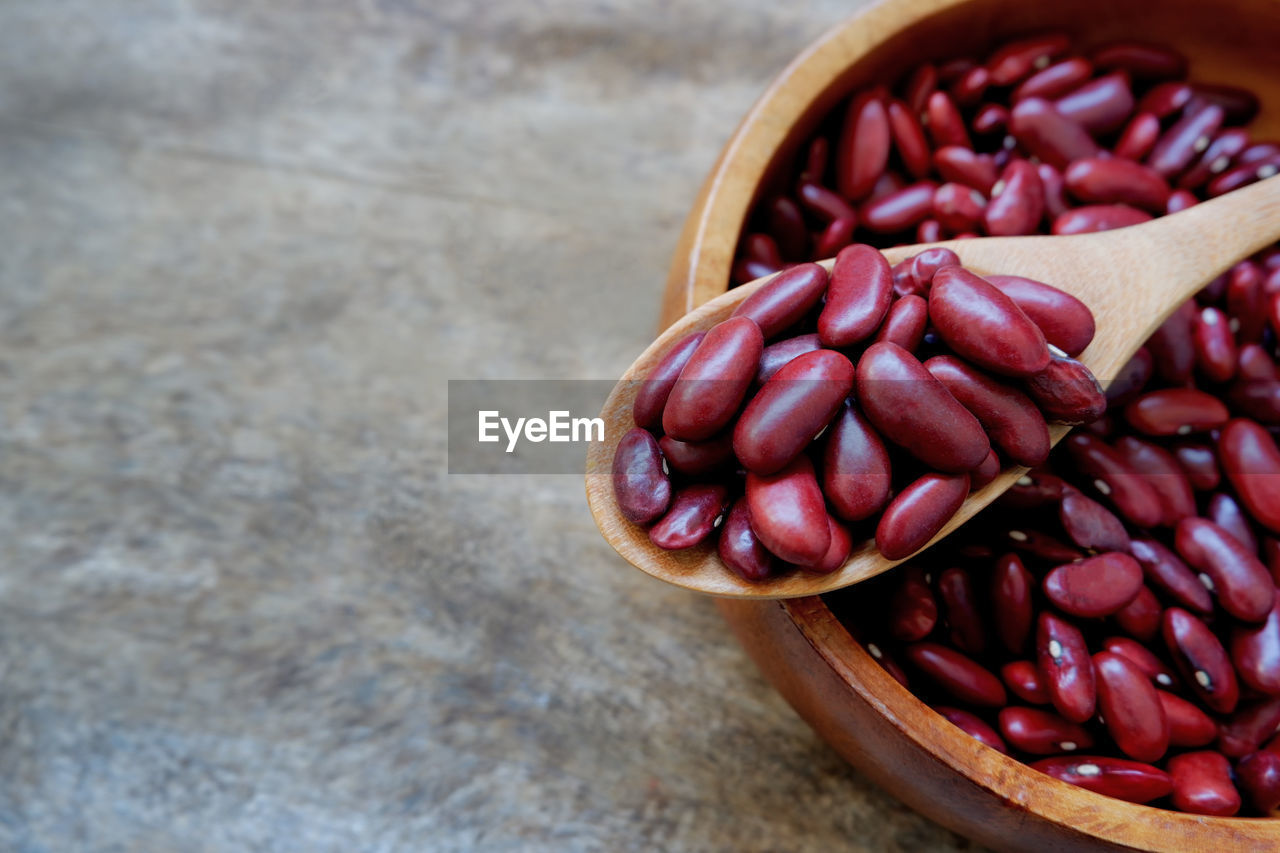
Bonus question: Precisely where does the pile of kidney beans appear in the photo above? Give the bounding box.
[722,32,1280,816]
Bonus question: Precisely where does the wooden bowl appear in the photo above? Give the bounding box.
[661,0,1280,849]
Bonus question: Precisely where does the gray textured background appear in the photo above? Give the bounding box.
[2,1,978,850]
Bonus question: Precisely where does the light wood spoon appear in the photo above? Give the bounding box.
[586,175,1280,599]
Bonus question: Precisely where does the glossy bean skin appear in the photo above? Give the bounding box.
[873,294,928,351]
[1192,306,1237,383]
[730,263,828,339]
[1063,157,1170,213]
[1044,553,1144,618]
[1228,260,1267,343]
[1220,418,1280,534]
[1238,751,1280,813]
[1066,434,1165,528]
[857,342,990,472]
[836,92,890,201]
[1168,751,1241,817]
[985,274,1095,357]
[1193,83,1260,124]
[992,553,1035,655]
[938,566,985,655]
[1208,492,1259,554]
[1113,585,1163,643]
[886,99,932,179]
[658,433,735,478]
[859,181,940,233]
[1166,189,1199,213]
[1230,600,1280,695]
[1013,57,1092,101]
[814,216,856,257]
[888,565,938,641]
[1053,71,1134,135]
[1112,436,1196,526]
[822,402,892,522]
[987,33,1070,86]
[929,266,1050,377]
[663,317,764,441]
[1238,344,1279,382]
[718,498,777,581]
[1113,112,1162,161]
[1179,128,1251,192]
[1025,355,1107,425]
[1037,163,1071,221]
[1137,81,1193,118]
[1009,97,1100,168]
[1219,697,1280,758]
[1174,443,1221,491]
[612,428,672,525]
[798,180,858,223]
[933,182,986,233]
[633,331,705,430]
[1125,388,1230,437]
[1157,690,1217,747]
[925,90,971,149]
[970,449,1001,489]
[925,355,1050,466]
[1058,491,1130,553]
[1093,651,1171,762]
[1227,380,1280,425]
[1163,607,1239,714]
[756,333,823,384]
[1007,529,1085,564]
[1091,40,1187,80]
[935,706,1008,754]
[734,349,855,475]
[876,472,970,561]
[818,244,894,347]
[1129,538,1214,615]
[1148,103,1226,180]
[972,104,1008,136]
[1103,636,1179,690]
[1037,612,1096,723]
[999,706,1095,754]
[933,146,997,193]
[766,196,809,260]
[805,515,853,574]
[1175,517,1274,623]
[983,159,1045,236]
[906,247,961,293]
[1147,301,1197,383]
[1031,756,1172,803]
[649,483,729,550]
[903,642,1006,706]
[1052,204,1153,235]
[1208,155,1280,198]
[902,63,937,115]
[1002,660,1051,704]
[745,454,831,567]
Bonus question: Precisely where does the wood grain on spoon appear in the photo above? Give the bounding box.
[586,176,1280,599]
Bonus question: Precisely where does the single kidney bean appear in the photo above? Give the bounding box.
[1102,636,1178,690]
[938,566,986,655]
[1113,112,1162,162]
[1129,537,1214,615]
[797,180,858,224]
[983,159,1045,237]
[916,219,943,243]
[1009,97,1100,169]
[985,274,1096,357]
[1124,388,1230,436]
[1037,612,1096,723]
[612,428,672,525]
[836,92,890,201]
[1158,691,1217,748]
[972,103,1009,136]
[1064,434,1165,528]
[1054,71,1134,135]
[992,553,1035,655]
[744,234,782,268]
[999,469,1069,510]
[932,182,986,233]
[1008,528,1085,564]
[745,454,831,567]
[929,266,1050,377]
[924,90,972,150]
[886,99,932,180]
[1193,82,1260,125]
[987,33,1070,86]
[649,483,729,550]
[659,433,735,477]
[818,244,893,347]
[935,706,1008,754]
[1147,301,1197,383]
[902,62,937,115]
[1036,163,1070,221]
[1220,697,1280,758]
[876,472,970,561]
[1168,752,1241,817]
[889,565,938,642]
[805,515,853,574]
[970,449,1001,489]
[1025,354,1107,425]
[999,706,1095,755]
[1106,348,1153,408]
[1093,651,1170,762]
[1208,492,1259,554]
[859,181,940,233]
[1148,103,1226,180]
[1163,607,1239,714]
[1231,600,1280,695]
[1174,442,1221,490]
[1220,418,1280,534]
[1058,491,1130,552]
[903,642,1006,707]
[1175,517,1274,623]
[1090,40,1187,80]
[1063,157,1170,213]
[1137,81,1193,118]
[1031,756,1172,803]
[766,196,810,260]
[1239,343,1280,382]
[1228,260,1267,344]
[719,498,777,581]
[633,331,706,430]
[1227,380,1280,425]
[1052,204,1153,235]
[951,66,990,108]
[1044,552,1144,618]
[1238,751,1280,813]
[1113,585,1163,643]
[1014,57,1092,101]
[663,316,763,441]
[821,401,892,522]
[873,294,928,352]
[1178,128,1251,192]
[1192,306,1237,382]
[925,355,1050,467]
[933,146,997,194]
[1166,189,1198,213]
[906,247,961,293]
[731,262,828,339]
[866,639,911,689]
[734,349,855,475]
[1112,436,1197,526]
[1003,660,1051,704]
[756,333,823,385]
[857,342,990,472]
[801,135,828,182]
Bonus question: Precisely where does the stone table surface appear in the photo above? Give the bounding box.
[2,1,984,850]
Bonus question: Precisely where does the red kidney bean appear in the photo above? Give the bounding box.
[873,294,928,352]
[1227,380,1280,425]
[1058,491,1131,553]
[1220,418,1280,534]
[1106,348,1153,408]
[886,98,932,180]
[733,257,779,284]
[1166,189,1199,213]
[889,565,939,642]
[1014,57,1092,101]
[987,33,1070,86]
[1137,82,1193,119]
[866,639,911,688]
[972,103,1009,136]
[983,159,1045,236]
[756,333,823,385]
[1236,142,1280,166]
[937,58,976,86]
[649,483,729,550]
[929,266,1050,377]
[1113,584,1163,643]
[985,274,1096,357]
[999,468,1069,510]
[1064,434,1164,528]
[1191,306,1237,382]
[951,66,990,108]
[805,515,853,574]
[1238,344,1279,382]
[1093,651,1170,762]
[1124,388,1230,437]
[1168,751,1241,816]
[1163,607,1239,714]
[1052,204,1153,235]
[857,342,990,472]
[612,428,672,525]
[932,182,986,233]
[836,92,890,201]
[1193,82,1261,125]
[1113,112,1162,161]
[1113,436,1197,526]
[1237,750,1280,812]
[1031,756,1172,803]
[1158,691,1217,747]
[802,136,828,182]
[1220,697,1280,758]
[1000,706,1095,755]
[925,90,971,150]
[1178,128,1251,192]
[718,498,778,581]
[1091,40,1187,80]
[766,196,810,260]
[1175,517,1274,623]
[1003,660,1051,704]
[903,642,1006,706]
[1207,155,1280,198]
[822,401,892,522]
[1024,353,1107,425]
[734,349,855,475]
[1148,103,1226,180]
[925,355,1050,467]
[744,234,783,268]
[658,433,735,478]
[1227,260,1267,344]
[1036,163,1070,221]
[935,706,1008,754]
[731,262,828,340]
[1147,301,1197,384]
[1103,636,1178,690]
[1175,442,1221,490]
[1008,528,1085,564]
[915,219,943,243]
[745,454,830,567]
[797,179,858,223]
[1037,612,1095,723]
[970,449,1001,489]
[859,181,939,234]
[633,331,706,431]
[939,566,985,655]
[1054,71,1134,136]
[905,247,961,293]
[1232,600,1280,696]
[1129,538,1214,616]
[1010,97,1100,169]
[1063,157,1170,213]
[663,317,763,441]
[933,146,997,194]
[1208,492,1259,554]
[902,63,937,115]
[818,244,893,347]
[992,553,1035,655]
[1044,552,1144,618]
[876,472,970,561]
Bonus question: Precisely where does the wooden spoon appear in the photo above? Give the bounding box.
[586,175,1280,599]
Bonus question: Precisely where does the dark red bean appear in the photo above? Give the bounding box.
[1227,380,1280,425]
[985,274,1096,357]
[1168,751,1241,816]
[1091,41,1187,80]
[1238,344,1279,382]
[1175,442,1221,491]
[1044,552,1144,618]
[925,90,971,149]
[663,317,763,441]
[1237,751,1280,812]
[731,263,828,340]
[836,92,890,201]
[1166,189,1199,213]
[744,234,782,267]
[649,483,729,550]
[933,146,997,194]
[859,181,939,234]
[802,136,829,182]
[1220,697,1280,758]
[1112,436,1197,526]
[1178,128,1251,192]
[983,159,1045,236]
[970,449,1000,489]
[873,294,928,352]
[1000,706,1095,755]
[1221,419,1280,534]
[818,244,894,347]
[1014,57,1092,101]
[1093,651,1170,762]
[1227,260,1267,344]
[987,33,1070,86]
[766,196,810,260]
[798,179,858,223]
[857,342,990,472]
[658,433,735,477]
[1147,103,1225,180]
[612,428,672,525]
[1163,607,1239,715]
[1053,71,1134,136]
[1207,155,1280,198]
[1113,584,1163,643]
[1052,204,1153,235]
[1125,388,1230,437]
[1031,756,1172,803]
[905,247,961,293]
[866,639,911,688]
[1103,636,1178,690]
[1008,528,1086,564]
[1192,306,1238,382]
[734,349,855,475]
[1010,97,1100,169]
[951,66,990,107]
[902,63,937,115]
[756,333,823,385]
[935,706,1008,754]
[1137,82,1193,119]
[1208,492,1259,554]
[1037,163,1071,221]
[999,468,1069,510]
[719,498,778,581]
[732,258,778,285]
[1231,600,1280,696]
[1147,301,1196,384]
[992,553,1035,655]
[916,219,943,243]
[972,103,1009,136]
[938,566,985,655]
[1063,157,1170,213]
[886,98,932,180]
[1158,691,1217,748]
[1058,491,1130,553]
[925,355,1050,467]
[1002,660,1050,704]
[1129,537,1214,616]
[876,472,970,561]
[930,266,1050,377]
[1105,348,1153,408]
[888,565,938,642]
[1193,82,1261,125]
[903,642,1006,706]
[1024,353,1107,425]
[932,182,986,233]
[822,401,892,523]
[1113,112,1162,161]
[1064,434,1165,528]
[805,515,853,574]
[633,331,706,431]
[745,454,831,567]
[1175,517,1274,623]
[1037,611,1096,723]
